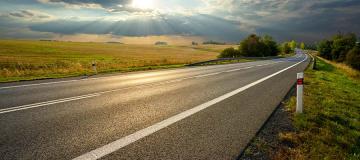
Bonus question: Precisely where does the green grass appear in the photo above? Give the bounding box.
[0,40,235,82]
[279,58,360,159]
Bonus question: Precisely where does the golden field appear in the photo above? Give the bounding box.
[0,40,232,82]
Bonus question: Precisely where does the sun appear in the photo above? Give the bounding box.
[131,0,155,10]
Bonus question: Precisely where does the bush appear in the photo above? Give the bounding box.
[262,35,279,56]
[317,40,333,60]
[238,34,279,57]
[203,40,226,45]
[218,47,239,58]
[317,33,357,62]
[290,40,297,51]
[300,42,305,49]
[346,46,360,70]
[281,42,291,54]
[331,33,357,62]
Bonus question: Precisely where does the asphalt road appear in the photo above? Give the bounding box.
[0,50,309,160]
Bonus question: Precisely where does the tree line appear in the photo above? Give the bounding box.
[317,33,359,70]
[219,34,304,58]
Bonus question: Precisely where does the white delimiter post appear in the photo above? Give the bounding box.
[296,72,304,113]
[92,61,97,74]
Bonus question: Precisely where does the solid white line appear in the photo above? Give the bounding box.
[73,54,308,160]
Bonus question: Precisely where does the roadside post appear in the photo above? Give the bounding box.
[296,72,304,113]
[313,58,317,70]
[92,61,97,74]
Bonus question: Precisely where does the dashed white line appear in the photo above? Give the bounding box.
[225,67,253,73]
[194,72,221,78]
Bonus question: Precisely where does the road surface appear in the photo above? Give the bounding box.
[0,50,309,160]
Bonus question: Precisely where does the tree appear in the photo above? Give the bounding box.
[218,47,239,58]
[331,33,357,62]
[300,42,305,50]
[239,34,266,57]
[237,34,280,57]
[281,42,291,54]
[317,40,333,60]
[346,45,360,70]
[290,40,297,51]
[262,35,279,56]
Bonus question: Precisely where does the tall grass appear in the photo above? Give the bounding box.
[278,58,360,159]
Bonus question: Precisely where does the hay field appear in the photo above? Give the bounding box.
[0,40,231,82]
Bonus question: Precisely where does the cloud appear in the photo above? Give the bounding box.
[37,0,147,12]
[28,13,247,41]
[8,10,55,21]
[0,0,359,42]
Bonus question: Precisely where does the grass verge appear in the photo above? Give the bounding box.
[277,57,360,159]
[240,56,359,160]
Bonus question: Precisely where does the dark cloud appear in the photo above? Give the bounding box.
[9,12,26,18]
[28,14,246,41]
[8,10,51,19]
[310,0,360,9]
[0,0,359,42]
[40,0,138,12]
[222,0,360,42]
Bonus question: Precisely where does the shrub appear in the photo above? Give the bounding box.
[290,40,297,51]
[203,40,226,45]
[262,35,279,56]
[300,42,305,49]
[218,47,239,58]
[238,34,279,57]
[317,40,333,60]
[281,42,292,54]
[331,33,357,62]
[346,46,360,70]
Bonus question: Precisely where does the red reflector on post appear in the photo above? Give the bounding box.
[297,78,304,85]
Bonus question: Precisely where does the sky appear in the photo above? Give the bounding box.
[0,0,359,44]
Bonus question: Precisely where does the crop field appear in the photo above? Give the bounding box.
[0,40,232,82]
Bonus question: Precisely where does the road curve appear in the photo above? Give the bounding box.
[0,50,309,160]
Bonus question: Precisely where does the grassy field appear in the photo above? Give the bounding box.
[278,57,360,159]
[0,40,233,82]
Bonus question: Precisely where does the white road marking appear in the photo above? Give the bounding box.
[225,67,253,73]
[0,78,100,90]
[0,93,101,114]
[0,64,263,114]
[0,56,292,90]
[73,55,308,160]
[194,72,221,78]
[0,63,252,90]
